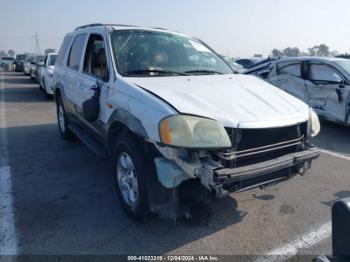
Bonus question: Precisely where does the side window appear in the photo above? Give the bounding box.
[67,34,87,70]
[309,64,342,83]
[83,34,108,80]
[278,63,301,78]
[56,35,73,66]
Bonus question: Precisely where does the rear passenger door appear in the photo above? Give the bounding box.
[64,33,88,113]
[305,62,350,122]
[269,61,309,102]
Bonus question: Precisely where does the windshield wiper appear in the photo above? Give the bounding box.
[125,69,188,76]
[183,69,223,75]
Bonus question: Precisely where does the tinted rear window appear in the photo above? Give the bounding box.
[67,34,87,70]
[56,35,73,66]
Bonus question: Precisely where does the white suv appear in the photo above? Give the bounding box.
[53,24,321,220]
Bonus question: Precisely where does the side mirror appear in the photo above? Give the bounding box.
[338,79,346,88]
[332,197,350,258]
[82,81,101,122]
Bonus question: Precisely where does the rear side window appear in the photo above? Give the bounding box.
[67,34,87,70]
[56,35,73,66]
[278,63,301,77]
[309,64,342,83]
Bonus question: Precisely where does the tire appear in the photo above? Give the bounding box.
[43,79,52,99]
[39,78,43,91]
[56,96,75,140]
[112,133,151,220]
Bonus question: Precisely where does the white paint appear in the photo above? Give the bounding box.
[0,71,18,255]
[321,149,350,162]
[127,74,310,129]
[256,222,331,262]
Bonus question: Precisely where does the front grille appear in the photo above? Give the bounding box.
[213,123,307,168]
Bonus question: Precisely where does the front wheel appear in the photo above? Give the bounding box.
[113,134,151,220]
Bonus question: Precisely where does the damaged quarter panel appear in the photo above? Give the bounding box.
[305,62,350,124]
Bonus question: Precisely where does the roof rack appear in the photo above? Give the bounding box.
[74,23,140,31]
[75,23,104,30]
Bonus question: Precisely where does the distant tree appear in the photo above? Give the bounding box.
[330,50,339,57]
[0,50,6,57]
[317,44,330,56]
[7,49,15,57]
[308,44,330,57]
[45,48,56,54]
[271,48,283,57]
[282,47,300,57]
[308,46,317,56]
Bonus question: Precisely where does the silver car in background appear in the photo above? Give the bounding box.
[246,57,350,125]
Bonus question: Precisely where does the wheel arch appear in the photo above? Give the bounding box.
[106,110,149,154]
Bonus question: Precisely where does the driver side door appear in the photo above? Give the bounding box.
[305,62,350,122]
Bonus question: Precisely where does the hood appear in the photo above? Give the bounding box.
[126,74,309,128]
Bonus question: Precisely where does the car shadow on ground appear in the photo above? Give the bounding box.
[2,123,248,254]
[311,119,350,156]
[2,77,35,85]
[0,87,48,103]
[321,191,350,207]
[1,72,48,103]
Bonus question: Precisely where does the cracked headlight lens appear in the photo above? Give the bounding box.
[159,115,232,148]
[309,108,320,137]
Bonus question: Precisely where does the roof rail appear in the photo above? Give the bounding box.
[75,23,140,31]
[75,23,104,30]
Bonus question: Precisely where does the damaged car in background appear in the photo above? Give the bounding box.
[246,57,350,125]
[53,24,321,220]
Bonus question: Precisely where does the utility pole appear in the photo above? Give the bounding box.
[34,32,41,55]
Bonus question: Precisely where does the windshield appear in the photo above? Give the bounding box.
[48,55,57,66]
[110,29,233,77]
[335,60,350,75]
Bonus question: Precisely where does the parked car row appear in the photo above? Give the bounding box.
[20,53,58,99]
[0,56,15,70]
[51,24,321,220]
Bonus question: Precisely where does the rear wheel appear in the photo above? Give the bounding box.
[39,78,43,91]
[56,97,75,140]
[113,134,151,220]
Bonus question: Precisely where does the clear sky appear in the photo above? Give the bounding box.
[1,0,350,57]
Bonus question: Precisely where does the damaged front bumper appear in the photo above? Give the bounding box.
[154,144,320,198]
[214,147,320,182]
[213,146,320,194]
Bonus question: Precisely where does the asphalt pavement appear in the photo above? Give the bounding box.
[1,70,350,261]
